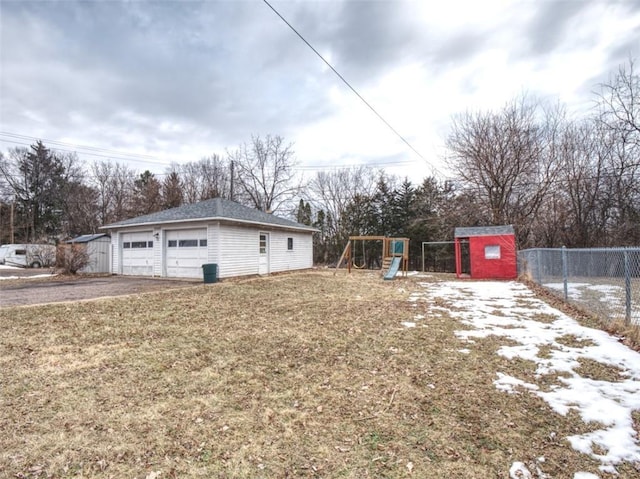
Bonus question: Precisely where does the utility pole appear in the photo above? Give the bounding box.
[10,200,14,243]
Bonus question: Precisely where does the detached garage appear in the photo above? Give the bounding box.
[101,198,316,279]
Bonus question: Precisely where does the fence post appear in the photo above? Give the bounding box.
[562,246,568,301]
[624,250,631,324]
[535,249,542,284]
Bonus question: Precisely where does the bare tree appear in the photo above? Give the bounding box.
[597,58,640,143]
[90,161,135,224]
[596,58,640,244]
[177,155,230,204]
[306,166,378,260]
[556,121,609,247]
[229,135,300,213]
[445,95,563,247]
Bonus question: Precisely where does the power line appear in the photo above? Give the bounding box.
[0,132,161,160]
[0,134,171,167]
[261,0,444,177]
[0,134,426,174]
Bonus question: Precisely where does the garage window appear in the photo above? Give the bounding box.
[179,239,198,247]
[123,242,131,249]
[199,239,207,247]
[148,241,153,248]
[168,240,177,247]
[287,238,293,250]
[131,241,148,248]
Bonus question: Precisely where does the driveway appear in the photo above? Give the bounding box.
[0,275,201,307]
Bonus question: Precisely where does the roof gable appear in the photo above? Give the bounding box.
[101,198,316,232]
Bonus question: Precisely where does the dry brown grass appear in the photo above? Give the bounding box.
[1,271,638,478]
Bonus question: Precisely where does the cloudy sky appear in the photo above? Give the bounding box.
[1,0,639,181]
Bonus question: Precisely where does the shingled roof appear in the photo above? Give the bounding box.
[454,225,515,238]
[101,198,317,232]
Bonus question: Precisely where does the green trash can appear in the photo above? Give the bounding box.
[202,263,218,284]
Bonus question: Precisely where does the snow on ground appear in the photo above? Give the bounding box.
[405,271,433,278]
[0,273,55,281]
[0,263,56,280]
[546,282,623,305]
[409,280,640,477]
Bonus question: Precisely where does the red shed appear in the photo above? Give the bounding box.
[454,225,517,279]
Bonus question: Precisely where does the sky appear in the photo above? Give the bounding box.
[407,278,640,478]
[1,0,639,183]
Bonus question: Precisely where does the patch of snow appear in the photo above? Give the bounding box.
[509,462,532,479]
[494,372,539,394]
[0,273,56,281]
[414,280,640,474]
[401,321,416,328]
[546,282,623,305]
[407,271,432,278]
[573,473,600,479]
[0,264,22,270]
[458,348,470,354]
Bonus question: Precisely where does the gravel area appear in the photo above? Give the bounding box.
[0,275,201,307]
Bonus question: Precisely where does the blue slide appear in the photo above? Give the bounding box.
[384,257,402,280]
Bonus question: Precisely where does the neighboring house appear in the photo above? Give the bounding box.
[65,234,111,273]
[454,225,517,279]
[100,198,317,279]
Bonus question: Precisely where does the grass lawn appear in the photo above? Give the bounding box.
[1,271,638,478]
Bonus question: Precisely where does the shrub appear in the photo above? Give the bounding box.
[56,244,91,274]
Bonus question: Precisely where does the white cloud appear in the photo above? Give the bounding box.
[0,0,638,180]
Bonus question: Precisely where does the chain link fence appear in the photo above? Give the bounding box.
[518,247,640,324]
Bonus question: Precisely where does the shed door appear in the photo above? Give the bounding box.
[459,239,471,276]
[166,229,208,278]
[121,232,154,276]
[258,232,269,275]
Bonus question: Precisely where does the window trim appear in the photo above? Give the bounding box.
[287,237,293,251]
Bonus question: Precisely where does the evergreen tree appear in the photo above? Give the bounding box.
[131,170,162,216]
[162,171,183,209]
[0,141,70,241]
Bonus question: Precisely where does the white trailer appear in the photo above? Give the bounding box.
[0,244,56,268]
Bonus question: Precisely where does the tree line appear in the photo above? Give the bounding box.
[1,60,638,267]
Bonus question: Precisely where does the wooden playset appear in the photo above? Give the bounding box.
[334,236,409,279]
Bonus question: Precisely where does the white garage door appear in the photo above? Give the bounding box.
[121,232,154,276]
[166,229,209,278]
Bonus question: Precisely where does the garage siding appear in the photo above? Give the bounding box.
[269,231,313,273]
[218,225,260,278]
[108,222,313,279]
[110,233,119,274]
[153,228,162,277]
[207,222,220,266]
